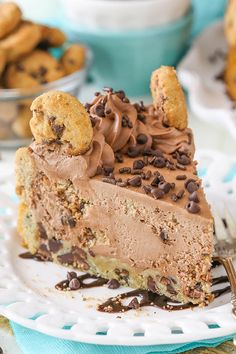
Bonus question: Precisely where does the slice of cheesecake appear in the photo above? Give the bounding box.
[15,66,213,305]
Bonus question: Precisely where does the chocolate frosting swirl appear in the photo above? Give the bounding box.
[30,90,194,179]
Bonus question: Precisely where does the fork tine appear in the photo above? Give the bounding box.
[212,207,229,241]
[224,206,236,239]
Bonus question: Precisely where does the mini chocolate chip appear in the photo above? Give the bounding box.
[166,162,176,170]
[102,177,116,185]
[95,104,105,117]
[176,163,186,170]
[105,108,111,115]
[128,176,142,187]
[122,116,128,127]
[177,154,190,165]
[133,159,145,170]
[153,156,166,168]
[186,181,199,193]
[103,166,114,176]
[127,147,139,158]
[131,168,143,175]
[143,185,152,194]
[128,120,133,129]
[189,191,200,203]
[142,148,154,156]
[170,182,175,189]
[69,278,81,290]
[151,175,160,187]
[144,170,152,180]
[67,271,77,281]
[136,133,148,145]
[115,90,126,100]
[119,167,131,174]
[176,174,187,180]
[68,217,76,228]
[158,181,171,194]
[186,201,200,214]
[107,279,120,289]
[48,238,62,253]
[171,194,178,202]
[128,297,140,309]
[177,189,185,199]
[137,114,146,123]
[115,152,124,163]
[147,276,157,293]
[160,230,169,243]
[151,188,165,199]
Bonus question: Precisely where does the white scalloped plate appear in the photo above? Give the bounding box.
[178,21,236,140]
[0,150,236,345]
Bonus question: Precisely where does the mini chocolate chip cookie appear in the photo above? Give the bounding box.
[5,49,65,89]
[30,91,93,155]
[0,49,6,76]
[150,66,188,130]
[60,44,86,75]
[0,2,22,39]
[0,21,41,62]
[39,25,67,48]
[225,0,236,47]
[224,47,236,100]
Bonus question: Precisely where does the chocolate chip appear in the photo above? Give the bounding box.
[128,176,142,187]
[103,166,114,176]
[137,114,146,123]
[136,134,148,145]
[176,174,187,180]
[115,90,126,100]
[186,201,200,214]
[105,108,111,115]
[186,181,199,193]
[119,167,131,174]
[151,175,160,187]
[48,238,62,253]
[153,156,166,168]
[115,152,124,163]
[38,222,47,239]
[170,182,175,189]
[128,120,133,129]
[189,191,200,203]
[176,163,186,170]
[128,297,140,309]
[95,104,105,117]
[143,185,152,194]
[177,189,185,199]
[67,271,77,281]
[68,217,76,228]
[171,194,178,202]
[160,230,169,243]
[143,170,152,180]
[102,177,116,185]
[147,276,157,293]
[127,147,139,158]
[131,168,143,175]
[142,148,154,156]
[133,159,145,170]
[177,154,190,165]
[151,188,165,199]
[69,278,81,290]
[107,279,120,289]
[158,181,171,194]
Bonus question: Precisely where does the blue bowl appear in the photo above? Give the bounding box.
[66,8,193,96]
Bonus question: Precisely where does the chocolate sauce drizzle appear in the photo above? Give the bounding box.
[20,253,231,313]
[19,251,47,262]
[55,273,108,291]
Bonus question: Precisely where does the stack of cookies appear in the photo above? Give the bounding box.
[0,2,86,140]
[224,0,236,100]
